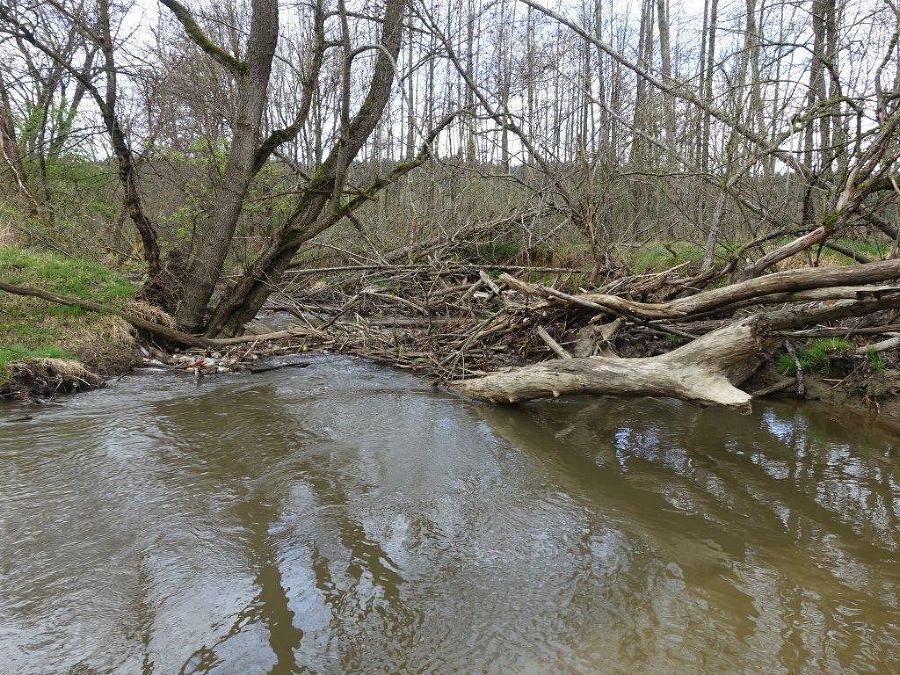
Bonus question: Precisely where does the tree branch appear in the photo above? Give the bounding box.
[159,0,247,76]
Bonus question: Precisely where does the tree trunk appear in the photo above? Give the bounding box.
[631,0,654,166]
[701,0,718,173]
[456,317,764,406]
[454,292,900,407]
[174,0,280,332]
[655,0,675,162]
[98,0,161,278]
[203,0,407,337]
[701,190,726,272]
[464,0,477,165]
[500,258,900,320]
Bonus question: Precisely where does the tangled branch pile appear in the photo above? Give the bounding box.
[227,239,900,406]
[3,209,899,407]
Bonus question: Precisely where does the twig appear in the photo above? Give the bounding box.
[784,341,805,396]
[536,326,572,358]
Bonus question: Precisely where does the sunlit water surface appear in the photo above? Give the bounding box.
[0,355,897,674]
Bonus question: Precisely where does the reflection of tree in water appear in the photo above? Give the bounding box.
[152,381,416,673]
[178,598,261,674]
[74,374,898,673]
[6,367,898,673]
[474,397,899,671]
[476,400,751,670]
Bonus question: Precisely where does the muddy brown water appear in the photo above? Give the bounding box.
[0,355,897,674]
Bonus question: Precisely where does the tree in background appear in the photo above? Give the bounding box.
[0,0,896,336]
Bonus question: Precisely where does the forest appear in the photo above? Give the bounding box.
[0,0,898,406]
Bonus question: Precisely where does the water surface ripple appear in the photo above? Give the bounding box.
[0,355,897,673]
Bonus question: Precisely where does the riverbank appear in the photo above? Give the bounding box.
[0,245,306,399]
[3,245,899,421]
[0,246,143,398]
[747,360,900,424]
[5,332,900,424]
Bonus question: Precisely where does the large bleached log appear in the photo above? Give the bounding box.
[455,318,763,407]
[454,292,900,408]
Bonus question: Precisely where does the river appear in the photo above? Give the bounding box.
[0,355,897,673]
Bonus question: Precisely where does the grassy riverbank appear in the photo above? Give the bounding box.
[0,246,138,395]
[2,240,897,411]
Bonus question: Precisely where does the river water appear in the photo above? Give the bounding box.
[0,355,897,674]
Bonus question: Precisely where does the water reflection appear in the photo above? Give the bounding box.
[0,356,897,674]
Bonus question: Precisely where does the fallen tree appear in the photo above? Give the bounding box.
[452,292,900,407]
[3,257,900,409]
[497,258,900,320]
[0,281,307,348]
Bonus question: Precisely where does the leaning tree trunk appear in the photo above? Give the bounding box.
[203,0,407,337]
[172,0,280,333]
[204,186,333,337]
[498,258,900,320]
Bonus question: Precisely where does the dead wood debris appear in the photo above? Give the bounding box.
[3,233,899,403]
[217,257,900,391]
[2,358,103,400]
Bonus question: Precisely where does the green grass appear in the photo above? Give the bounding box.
[0,246,135,384]
[629,241,708,274]
[0,246,133,302]
[775,338,852,376]
[826,238,891,264]
[866,348,886,371]
[762,236,889,266]
[0,345,74,374]
[472,240,524,263]
[837,238,890,258]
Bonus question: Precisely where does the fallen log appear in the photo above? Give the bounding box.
[499,258,900,321]
[246,360,311,374]
[783,323,900,337]
[736,226,827,281]
[453,293,900,408]
[752,377,797,398]
[454,318,764,407]
[535,325,572,358]
[282,262,583,276]
[0,281,308,348]
[855,333,900,355]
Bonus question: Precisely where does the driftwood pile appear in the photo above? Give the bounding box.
[3,224,900,407]
[260,263,608,383]
[230,255,900,406]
